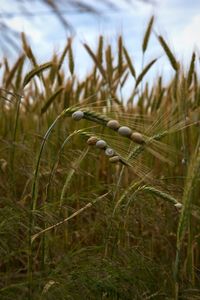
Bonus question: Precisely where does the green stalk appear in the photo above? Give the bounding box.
[28,110,66,299]
[10,95,21,195]
[174,137,200,299]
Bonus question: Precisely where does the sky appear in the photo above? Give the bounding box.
[1,0,200,86]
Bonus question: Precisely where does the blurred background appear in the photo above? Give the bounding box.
[1,0,200,82]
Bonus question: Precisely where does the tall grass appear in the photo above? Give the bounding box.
[0,19,200,299]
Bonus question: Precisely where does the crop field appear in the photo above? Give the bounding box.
[0,18,200,299]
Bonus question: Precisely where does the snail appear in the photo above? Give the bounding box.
[109,155,120,163]
[118,126,132,137]
[131,132,144,144]
[72,110,84,121]
[174,202,182,209]
[105,147,115,157]
[107,119,120,130]
[96,140,107,149]
[87,136,98,145]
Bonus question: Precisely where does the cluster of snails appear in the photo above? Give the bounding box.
[72,110,145,145]
[106,119,144,144]
[86,136,121,163]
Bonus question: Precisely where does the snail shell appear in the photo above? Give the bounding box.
[107,119,120,130]
[174,202,182,209]
[105,147,115,157]
[96,140,107,149]
[118,126,132,137]
[87,136,98,145]
[72,110,84,121]
[109,155,120,163]
[131,132,144,144]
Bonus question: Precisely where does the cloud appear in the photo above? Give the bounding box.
[176,14,200,53]
[2,0,200,82]
[7,17,43,41]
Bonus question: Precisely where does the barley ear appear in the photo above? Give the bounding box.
[118,36,123,76]
[97,35,103,64]
[135,58,157,88]
[41,86,64,114]
[68,38,74,75]
[57,41,70,70]
[83,43,107,81]
[123,46,136,78]
[158,35,179,71]
[142,16,154,53]
[187,52,195,87]
[23,62,52,88]
[21,32,37,66]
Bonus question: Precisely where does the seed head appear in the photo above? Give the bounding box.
[131,132,144,144]
[96,140,107,149]
[118,126,132,137]
[87,136,98,145]
[105,147,115,157]
[72,110,84,121]
[107,119,120,130]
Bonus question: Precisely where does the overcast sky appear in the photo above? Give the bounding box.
[1,0,200,85]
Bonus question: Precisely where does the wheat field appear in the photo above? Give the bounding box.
[0,18,200,299]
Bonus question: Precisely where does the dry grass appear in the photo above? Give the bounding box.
[0,19,200,299]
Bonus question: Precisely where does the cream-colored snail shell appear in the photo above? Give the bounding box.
[96,140,107,149]
[72,110,84,121]
[118,126,132,137]
[174,202,182,209]
[107,119,120,130]
[131,132,144,144]
[0,158,7,172]
[87,136,98,145]
[105,148,115,157]
[109,155,120,163]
